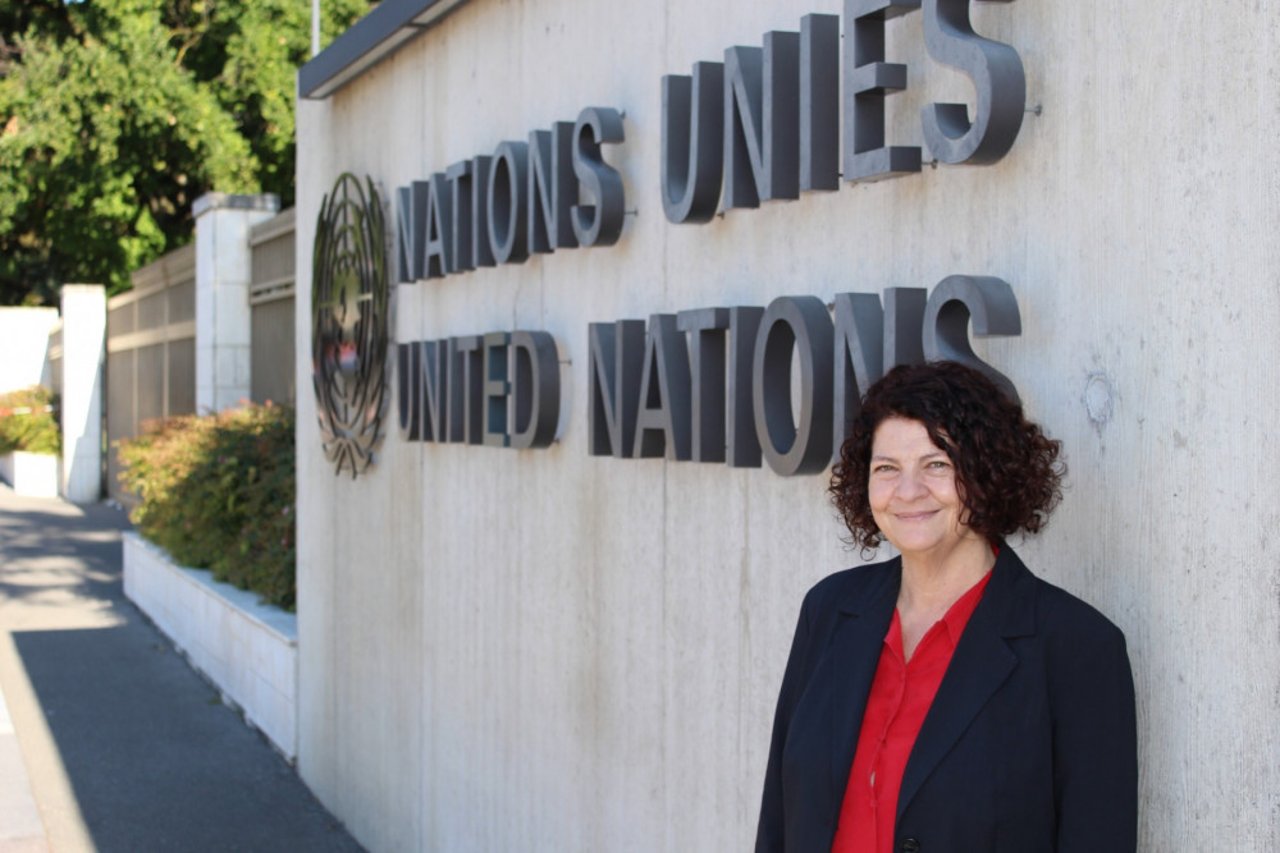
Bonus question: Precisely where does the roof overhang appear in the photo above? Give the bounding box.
[299,0,473,100]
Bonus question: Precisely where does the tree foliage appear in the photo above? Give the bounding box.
[0,0,372,304]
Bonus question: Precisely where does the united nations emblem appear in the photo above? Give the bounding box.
[312,173,390,477]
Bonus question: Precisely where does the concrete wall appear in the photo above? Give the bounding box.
[193,193,280,413]
[295,1,1280,850]
[0,308,58,394]
[0,295,103,503]
[58,285,105,503]
[123,533,299,760]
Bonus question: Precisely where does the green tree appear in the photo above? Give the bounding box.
[0,0,371,304]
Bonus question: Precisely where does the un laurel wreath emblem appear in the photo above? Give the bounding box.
[312,173,390,477]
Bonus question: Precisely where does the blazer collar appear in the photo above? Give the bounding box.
[818,546,1040,833]
[895,544,1037,820]
[825,557,901,804]
[833,544,1035,631]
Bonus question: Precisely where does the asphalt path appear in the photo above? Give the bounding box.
[0,485,363,853]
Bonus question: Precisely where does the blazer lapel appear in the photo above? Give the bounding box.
[895,547,1036,822]
[826,561,899,798]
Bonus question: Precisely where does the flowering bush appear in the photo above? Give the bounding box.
[117,404,296,610]
[0,386,60,455]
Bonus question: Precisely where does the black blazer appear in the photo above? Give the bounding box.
[755,546,1137,853]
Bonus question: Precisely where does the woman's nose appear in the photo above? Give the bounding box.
[895,469,927,500]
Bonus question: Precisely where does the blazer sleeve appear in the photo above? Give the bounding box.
[754,589,815,853]
[1049,614,1139,852]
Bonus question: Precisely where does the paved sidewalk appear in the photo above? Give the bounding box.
[0,485,364,853]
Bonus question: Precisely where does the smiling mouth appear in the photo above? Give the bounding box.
[895,510,939,522]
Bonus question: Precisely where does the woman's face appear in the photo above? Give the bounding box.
[868,417,978,561]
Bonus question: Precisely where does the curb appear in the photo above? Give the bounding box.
[0,676,49,851]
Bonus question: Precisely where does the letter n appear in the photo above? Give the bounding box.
[587,320,646,458]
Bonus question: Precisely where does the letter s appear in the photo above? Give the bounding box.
[571,107,626,247]
[921,0,1025,165]
[921,275,1022,402]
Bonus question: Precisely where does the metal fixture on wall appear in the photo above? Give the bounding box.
[312,173,390,477]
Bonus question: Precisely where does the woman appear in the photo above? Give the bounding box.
[755,361,1137,852]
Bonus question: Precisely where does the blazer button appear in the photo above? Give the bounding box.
[900,839,921,853]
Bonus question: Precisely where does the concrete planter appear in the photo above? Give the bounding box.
[0,451,59,498]
[122,532,297,760]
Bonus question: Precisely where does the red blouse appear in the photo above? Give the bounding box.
[831,571,993,853]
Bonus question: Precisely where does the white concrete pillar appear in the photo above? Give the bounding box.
[58,284,106,503]
[193,193,280,412]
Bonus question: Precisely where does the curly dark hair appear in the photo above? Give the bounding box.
[830,361,1065,552]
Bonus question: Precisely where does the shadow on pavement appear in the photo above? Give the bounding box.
[0,500,129,609]
[1,493,364,852]
[13,625,361,852]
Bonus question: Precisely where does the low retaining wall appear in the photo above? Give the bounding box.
[0,451,59,498]
[122,532,298,760]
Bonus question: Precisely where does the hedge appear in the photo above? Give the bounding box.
[0,385,60,455]
[117,404,296,610]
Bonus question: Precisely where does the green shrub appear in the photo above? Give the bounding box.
[117,404,296,610]
[0,386,60,455]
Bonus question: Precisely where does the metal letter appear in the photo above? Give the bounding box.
[509,331,560,449]
[723,32,800,210]
[883,286,927,369]
[482,332,510,448]
[572,107,626,247]
[920,0,1026,164]
[423,172,452,278]
[449,335,484,444]
[922,275,1022,401]
[831,293,885,460]
[660,62,725,224]
[752,296,834,476]
[421,339,449,442]
[395,181,429,282]
[445,161,474,273]
[633,314,693,460]
[488,142,529,264]
[800,14,840,192]
[727,306,764,468]
[587,320,646,458]
[471,155,495,268]
[844,0,923,183]
[677,308,730,463]
[396,342,423,440]
[528,122,579,254]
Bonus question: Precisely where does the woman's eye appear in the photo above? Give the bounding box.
[927,460,950,470]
